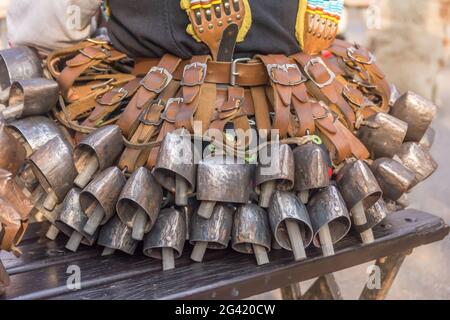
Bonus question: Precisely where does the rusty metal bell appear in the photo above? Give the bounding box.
[116,167,163,241]
[80,167,126,236]
[231,204,272,266]
[55,188,98,252]
[355,199,390,234]
[307,185,351,256]
[357,113,408,158]
[153,130,196,206]
[255,144,295,208]
[73,125,124,189]
[98,215,139,256]
[394,142,437,189]
[268,191,313,261]
[371,158,416,201]
[0,47,43,92]
[419,128,436,151]
[390,91,437,142]
[1,79,59,120]
[143,208,186,271]
[197,155,253,219]
[190,204,234,262]
[27,136,77,212]
[293,144,331,204]
[0,120,26,174]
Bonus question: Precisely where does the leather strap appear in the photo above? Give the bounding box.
[251,86,271,132]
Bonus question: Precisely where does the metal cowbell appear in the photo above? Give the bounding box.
[0,120,26,174]
[116,167,163,241]
[418,128,436,151]
[143,208,186,271]
[153,131,196,206]
[268,191,313,261]
[190,204,234,262]
[98,215,139,256]
[73,125,124,188]
[231,204,272,266]
[390,91,437,142]
[389,84,401,107]
[255,144,295,208]
[355,199,390,234]
[80,167,126,236]
[357,113,408,158]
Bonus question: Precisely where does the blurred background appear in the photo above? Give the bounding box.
[0,0,449,299]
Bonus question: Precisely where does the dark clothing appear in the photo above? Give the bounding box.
[107,0,301,59]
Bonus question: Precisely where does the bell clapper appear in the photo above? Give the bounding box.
[198,201,216,219]
[352,201,375,244]
[396,194,410,208]
[252,244,270,265]
[162,247,175,271]
[83,204,105,236]
[65,231,84,252]
[131,208,148,241]
[175,174,189,206]
[259,180,277,208]
[102,247,116,256]
[45,224,60,240]
[318,224,335,257]
[298,190,310,204]
[285,220,307,261]
[191,241,209,262]
[74,156,99,188]
[43,190,58,211]
[1,104,24,119]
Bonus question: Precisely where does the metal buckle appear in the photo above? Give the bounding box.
[160,98,184,123]
[304,57,336,89]
[140,67,173,94]
[95,87,129,106]
[266,63,306,86]
[139,99,166,126]
[78,47,111,60]
[86,38,110,46]
[181,62,208,87]
[231,58,251,86]
[347,47,376,65]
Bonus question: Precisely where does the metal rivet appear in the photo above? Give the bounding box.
[199,27,205,33]
[218,21,223,26]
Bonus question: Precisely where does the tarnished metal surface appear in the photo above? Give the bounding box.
[293,144,330,192]
[268,191,313,250]
[153,131,196,193]
[307,185,351,248]
[98,215,138,255]
[389,84,401,107]
[197,156,253,203]
[55,188,97,245]
[358,113,408,158]
[190,204,234,249]
[80,167,126,225]
[182,198,199,240]
[0,47,43,90]
[74,125,124,173]
[8,116,69,154]
[143,208,186,259]
[116,167,163,232]
[371,158,416,201]
[255,144,295,192]
[0,120,26,174]
[418,128,436,151]
[336,160,382,211]
[354,199,390,233]
[390,91,437,142]
[231,204,271,254]
[8,78,59,118]
[395,142,438,188]
[28,136,76,201]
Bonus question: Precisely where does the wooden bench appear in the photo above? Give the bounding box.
[0,209,448,300]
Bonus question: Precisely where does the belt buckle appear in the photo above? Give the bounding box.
[304,57,336,89]
[266,63,305,86]
[96,87,129,106]
[231,57,251,86]
[347,47,376,65]
[141,67,173,94]
[181,62,208,87]
[139,99,166,126]
[160,98,184,123]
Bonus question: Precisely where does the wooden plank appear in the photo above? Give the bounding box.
[302,274,343,300]
[0,209,448,300]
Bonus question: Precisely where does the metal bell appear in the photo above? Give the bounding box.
[1,79,59,120]
[0,120,26,174]
[336,160,383,244]
[116,167,163,241]
[307,185,351,257]
[0,47,43,92]
[98,215,139,256]
[389,84,402,107]
[268,191,313,261]
[197,155,253,219]
[153,130,196,206]
[355,199,390,234]
[394,142,437,188]
[143,208,186,271]
[293,144,331,204]
[55,188,98,252]
[390,91,437,142]
[81,167,126,236]
[419,128,436,151]
[181,197,198,241]
[371,158,416,201]
[255,144,295,208]
[27,136,77,212]
[231,204,272,266]
[357,113,408,158]
[73,125,124,188]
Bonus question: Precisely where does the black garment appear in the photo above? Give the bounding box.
[107,0,301,59]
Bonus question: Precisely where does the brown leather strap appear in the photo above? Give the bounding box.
[251,87,271,132]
